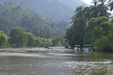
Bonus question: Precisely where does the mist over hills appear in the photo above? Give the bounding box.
[58,0,87,9]
[0,0,87,38]
[0,4,65,37]
[0,0,87,22]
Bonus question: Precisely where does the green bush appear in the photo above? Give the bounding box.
[94,35,113,52]
[0,31,8,48]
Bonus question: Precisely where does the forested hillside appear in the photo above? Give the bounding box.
[0,4,64,38]
[0,0,74,22]
[0,0,87,22]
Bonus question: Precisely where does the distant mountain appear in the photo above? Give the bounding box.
[0,4,64,37]
[0,0,73,22]
[0,0,87,22]
[58,0,87,9]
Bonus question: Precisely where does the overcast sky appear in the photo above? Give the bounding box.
[82,0,113,13]
[82,0,92,5]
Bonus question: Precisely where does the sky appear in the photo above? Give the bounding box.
[82,0,113,13]
[82,0,92,5]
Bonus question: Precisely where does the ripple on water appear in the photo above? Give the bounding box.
[64,60,113,75]
[0,52,51,58]
[0,51,113,75]
[37,59,113,74]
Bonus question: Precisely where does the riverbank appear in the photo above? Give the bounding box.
[0,47,71,53]
[0,47,54,53]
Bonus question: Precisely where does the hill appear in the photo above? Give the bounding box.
[0,0,73,22]
[0,0,87,22]
[0,4,64,38]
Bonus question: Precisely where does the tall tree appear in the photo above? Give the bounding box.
[9,27,28,47]
[92,0,110,17]
[66,6,89,48]
[108,0,113,11]
[66,1,110,48]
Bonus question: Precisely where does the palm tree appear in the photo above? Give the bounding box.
[108,0,113,11]
[92,0,113,11]
[91,0,110,17]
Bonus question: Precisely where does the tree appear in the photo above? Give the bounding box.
[84,16,111,44]
[84,16,113,52]
[108,0,113,11]
[93,25,113,52]
[65,6,89,48]
[65,1,110,48]
[52,35,65,46]
[34,37,41,47]
[91,0,110,18]
[9,27,27,47]
[92,0,113,12]
[26,32,36,47]
[0,31,8,48]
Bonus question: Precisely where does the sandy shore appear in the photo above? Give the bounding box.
[0,47,55,53]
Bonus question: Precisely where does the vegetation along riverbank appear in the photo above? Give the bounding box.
[0,27,66,48]
[65,0,113,52]
[1,0,113,52]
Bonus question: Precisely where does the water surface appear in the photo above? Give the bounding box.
[0,47,113,75]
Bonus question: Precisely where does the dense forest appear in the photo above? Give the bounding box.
[65,0,113,52]
[0,3,67,48]
[1,0,113,52]
[0,4,65,37]
[0,0,86,48]
[0,0,75,22]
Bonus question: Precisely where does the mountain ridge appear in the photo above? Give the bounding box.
[0,0,87,22]
[0,4,64,37]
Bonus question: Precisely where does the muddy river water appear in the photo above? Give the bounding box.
[0,47,113,75]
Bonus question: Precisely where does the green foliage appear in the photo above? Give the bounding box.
[93,29,113,52]
[66,1,110,48]
[0,31,8,48]
[9,27,27,47]
[8,27,65,48]
[93,36,112,52]
[0,26,66,48]
[33,37,53,47]
[84,16,111,44]
[0,4,65,38]
[0,0,74,22]
[26,32,36,47]
[85,17,113,52]
[108,0,113,11]
[39,38,52,47]
[66,6,89,48]
[33,38,41,47]
[52,35,65,46]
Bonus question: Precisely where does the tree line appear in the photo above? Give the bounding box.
[0,27,66,48]
[0,4,66,38]
[65,0,113,52]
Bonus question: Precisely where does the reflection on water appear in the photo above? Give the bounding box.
[0,47,113,75]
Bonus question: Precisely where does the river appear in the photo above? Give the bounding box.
[0,47,113,75]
